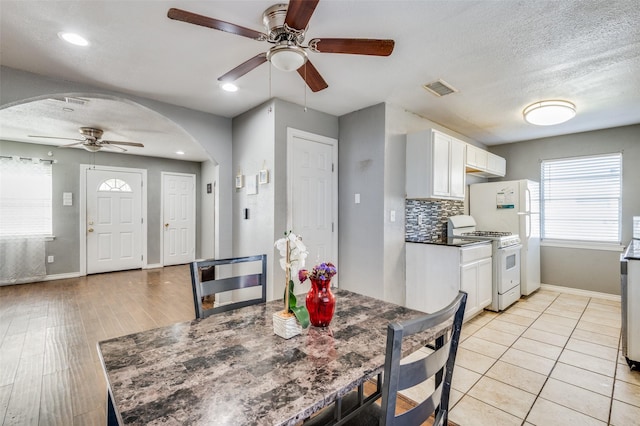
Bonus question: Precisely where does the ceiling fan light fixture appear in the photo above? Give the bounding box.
[267,44,307,72]
[82,144,101,152]
[523,100,576,126]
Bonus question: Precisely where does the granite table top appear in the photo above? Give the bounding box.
[98,289,446,426]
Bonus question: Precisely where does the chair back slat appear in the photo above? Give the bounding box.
[190,254,267,319]
[394,381,443,426]
[397,339,451,391]
[381,291,467,426]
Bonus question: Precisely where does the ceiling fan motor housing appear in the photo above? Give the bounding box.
[263,4,305,44]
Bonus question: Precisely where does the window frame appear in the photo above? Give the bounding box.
[540,152,622,250]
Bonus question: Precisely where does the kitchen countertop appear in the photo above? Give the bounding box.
[405,237,491,248]
[624,239,640,260]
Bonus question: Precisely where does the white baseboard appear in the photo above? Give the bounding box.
[143,263,163,270]
[540,283,621,302]
[43,272,82,281]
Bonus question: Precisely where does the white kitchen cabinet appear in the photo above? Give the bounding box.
[407,129,466,200]
[466,144,488,171]
[406,242,492,321]
[487,152,506,177]
[465,144,506,178]
[462,257,492,318]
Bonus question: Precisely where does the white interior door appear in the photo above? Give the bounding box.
[86,169,143,274]
[162,172,196,266]
[288,129,338,276]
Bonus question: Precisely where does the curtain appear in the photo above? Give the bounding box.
[0,156,52,285]
[0,236,46,285]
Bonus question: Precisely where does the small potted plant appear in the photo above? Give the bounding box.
[273,231,310,338]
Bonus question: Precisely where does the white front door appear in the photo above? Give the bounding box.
[86,169,143,274]
[162,172,196,266]
[288,129,338,277]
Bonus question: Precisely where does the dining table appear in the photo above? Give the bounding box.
[97,288,448,425]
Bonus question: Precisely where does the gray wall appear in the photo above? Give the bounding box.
[0,66,234,262]
[0,140,201,274]
[490,124,640,294]
[232,98,339,301]
[338,103,387,299]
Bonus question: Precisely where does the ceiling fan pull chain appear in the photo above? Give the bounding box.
[304,64,307,112]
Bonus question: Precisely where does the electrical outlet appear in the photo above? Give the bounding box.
[47,255,54,263]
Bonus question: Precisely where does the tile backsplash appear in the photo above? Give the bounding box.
[405,199,465,241]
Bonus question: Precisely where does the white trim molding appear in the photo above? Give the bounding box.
[539,283,621,302]
[43,272,82,282]
[143,263,163,270]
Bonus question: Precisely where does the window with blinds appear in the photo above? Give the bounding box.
[541,153,622,244]
[0,157,53,237]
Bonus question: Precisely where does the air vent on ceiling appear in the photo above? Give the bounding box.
[422,79,458,97]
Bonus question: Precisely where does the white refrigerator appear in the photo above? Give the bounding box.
[470,179,541,296]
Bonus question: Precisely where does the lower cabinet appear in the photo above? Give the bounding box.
[406,242,492,321]
[461,257,492,318]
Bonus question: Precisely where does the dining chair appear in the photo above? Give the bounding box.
[305,291,467,426]
[189,254,267,319]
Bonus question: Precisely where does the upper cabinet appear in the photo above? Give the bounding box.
[407,129,466,200]
[465,144,506,177]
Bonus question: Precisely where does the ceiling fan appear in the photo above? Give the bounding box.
[28,127,145,152]
[167,0,395,92]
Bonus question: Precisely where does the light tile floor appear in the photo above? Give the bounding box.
[410,290,640,425]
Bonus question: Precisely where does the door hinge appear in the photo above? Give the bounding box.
[141,218,144,224]
[332,163,334,172]
[141,255,143,261]
[332,223,334,232]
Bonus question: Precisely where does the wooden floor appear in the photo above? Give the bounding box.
[0,266,195,425]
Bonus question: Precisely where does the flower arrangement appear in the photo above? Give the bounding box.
[274,231,310,329]
[298,262,337,283]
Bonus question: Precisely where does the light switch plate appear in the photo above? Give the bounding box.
[355,193,360,204]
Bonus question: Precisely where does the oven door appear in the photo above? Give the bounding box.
[496,244,522,293]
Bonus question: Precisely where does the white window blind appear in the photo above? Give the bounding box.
[0,156,53,237]
[541,153,621,244]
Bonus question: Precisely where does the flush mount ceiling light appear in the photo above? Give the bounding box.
[58,32,89,46]
[266,44,308,72]
[523,100,576,126]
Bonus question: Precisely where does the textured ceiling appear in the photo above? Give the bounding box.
[1,0,639,161]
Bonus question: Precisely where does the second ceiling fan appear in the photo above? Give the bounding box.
[167,0,395,92]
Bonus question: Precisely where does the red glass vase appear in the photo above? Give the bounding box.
[306,278,336,327]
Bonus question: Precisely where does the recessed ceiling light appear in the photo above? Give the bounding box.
[523,100,576,126]
[58,32,89,47]
[176,151,185,155]
[221,82,238,92]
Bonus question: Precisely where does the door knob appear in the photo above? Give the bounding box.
[164,223,169,228]
[88,228,94,233]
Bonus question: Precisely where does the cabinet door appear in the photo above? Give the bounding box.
[477,258,493,309]
[488,153,506,177]
[449,139,466,199]
[461,262,479,319]
[431,132,451,197]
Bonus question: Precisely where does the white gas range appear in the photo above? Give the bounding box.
[448,215,522,311]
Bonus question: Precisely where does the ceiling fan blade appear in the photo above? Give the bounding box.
[57,142,85,148]
[285,0,320,30]
[309,38,395,56]
[167,8,266,40]
[102,141,144,148]
[297,60,328,92]
[100,144,127,153]
[218,52,268,82]
[28,135,84,142]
